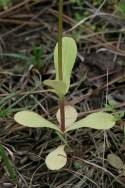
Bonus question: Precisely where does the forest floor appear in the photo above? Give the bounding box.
[0,0,125,187]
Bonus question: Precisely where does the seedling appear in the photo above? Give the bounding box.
[1,45,45,70]
[116,0,125,16]
[0,0,11,9]
[0,144,17,183]
[14,0,116,170]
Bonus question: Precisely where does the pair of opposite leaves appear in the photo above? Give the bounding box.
[14,105,116,170]
[14,37,116,170]
[14,37,115,132]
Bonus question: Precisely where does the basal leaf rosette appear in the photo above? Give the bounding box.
[14,106,116,170]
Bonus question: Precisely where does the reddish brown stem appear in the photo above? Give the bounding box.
[59,97,65,132]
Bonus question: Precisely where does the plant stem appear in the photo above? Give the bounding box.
[58,0,65,132]
[58,0,63,80]
[59,96,65,132]
[56,131,69,146]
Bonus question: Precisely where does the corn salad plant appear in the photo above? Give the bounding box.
[14,0,116,170]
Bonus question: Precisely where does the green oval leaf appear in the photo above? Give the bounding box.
[45,145,67,170]
[43,80,67,97]
[14,111,61,132]
[54,37,77,93]
[66,112,115,132]
[107,153,124,169]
